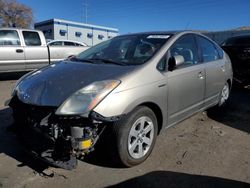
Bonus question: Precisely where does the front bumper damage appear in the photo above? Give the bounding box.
[9,96,117,170]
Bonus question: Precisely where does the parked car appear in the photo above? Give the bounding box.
[221,35,250,85]
[47,40,88,62]
[7,31,232,169]
[0,28,88,73]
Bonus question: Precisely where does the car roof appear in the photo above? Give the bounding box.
[0,27,45,33]
[47,40,87,46]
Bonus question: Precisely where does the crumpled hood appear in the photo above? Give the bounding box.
[16,61,135,106]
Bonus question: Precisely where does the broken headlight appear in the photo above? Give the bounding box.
[56,80,120,116]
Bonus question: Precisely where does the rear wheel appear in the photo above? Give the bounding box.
[113,106,158,167]
[218,82,230,107]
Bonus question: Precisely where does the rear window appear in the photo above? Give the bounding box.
[22,31,41,46]
[0,30,20,46]
[223,36,250,46]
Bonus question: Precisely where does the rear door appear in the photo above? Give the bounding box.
[0,29,25,72]
[22,31,49,70]
[196,36,226,107]
[167,34,205,126]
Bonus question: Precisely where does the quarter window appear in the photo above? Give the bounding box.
[0,30,20,46]
[22,31,41,46]
[197,36,219,62]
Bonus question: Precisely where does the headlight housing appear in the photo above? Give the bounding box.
[55,80,121,116]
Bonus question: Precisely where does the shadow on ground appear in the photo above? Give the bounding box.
[0,107,48,173]
[108,171,249,188]
[0,71,29,81]
[207,87,250,134]
[83,127,123,168]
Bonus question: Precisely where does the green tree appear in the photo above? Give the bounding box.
[0,0,33,28]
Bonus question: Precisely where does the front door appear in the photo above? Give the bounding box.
[166,34,205,126]
[22,31,49,70]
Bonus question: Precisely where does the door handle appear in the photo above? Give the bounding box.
[16,49,23,53]
[198,72,204,79]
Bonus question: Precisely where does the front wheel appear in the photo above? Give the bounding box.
[113,106,158,167]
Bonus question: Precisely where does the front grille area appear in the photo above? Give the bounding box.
[10,96,57,124]
[9,96,58,149]
[9,96,76,167]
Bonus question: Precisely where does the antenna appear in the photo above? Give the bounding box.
[185,22,190,30]
[83,0,88,23]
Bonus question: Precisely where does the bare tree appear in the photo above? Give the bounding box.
[0,0,33,28]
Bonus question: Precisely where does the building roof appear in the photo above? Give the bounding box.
[35,18,119,32]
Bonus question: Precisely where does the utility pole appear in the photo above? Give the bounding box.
[83,0,88,23]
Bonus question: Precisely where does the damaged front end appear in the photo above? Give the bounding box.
[9,96,108,170]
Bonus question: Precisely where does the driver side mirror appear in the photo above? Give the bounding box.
[168,55,185,71]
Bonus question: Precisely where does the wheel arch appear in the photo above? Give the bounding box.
[137,102,163,134]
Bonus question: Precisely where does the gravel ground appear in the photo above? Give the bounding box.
[0,73,249,188]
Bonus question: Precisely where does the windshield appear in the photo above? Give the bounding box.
[76,34,171,65]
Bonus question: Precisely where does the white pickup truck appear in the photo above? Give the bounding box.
[0,28,89,72]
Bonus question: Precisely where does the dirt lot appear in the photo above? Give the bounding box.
[0,73,249,188]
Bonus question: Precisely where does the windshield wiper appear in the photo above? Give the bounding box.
[89,58,127,66]
[70,57,98,64]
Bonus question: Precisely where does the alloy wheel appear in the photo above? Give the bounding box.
[128,116,154,159]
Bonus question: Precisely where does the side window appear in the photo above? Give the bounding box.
[0,30,20,46]
[49,41,63,46]
[22,31,41,46]
[197,36,219,62]
[64,41,76,46]
[169,35,198,66]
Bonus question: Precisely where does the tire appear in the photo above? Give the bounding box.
[113,106,158,167]
[218,82,230,107]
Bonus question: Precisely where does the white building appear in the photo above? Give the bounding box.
[34,18,119,46]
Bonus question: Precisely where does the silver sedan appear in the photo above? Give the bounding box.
[8,31,233,169]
